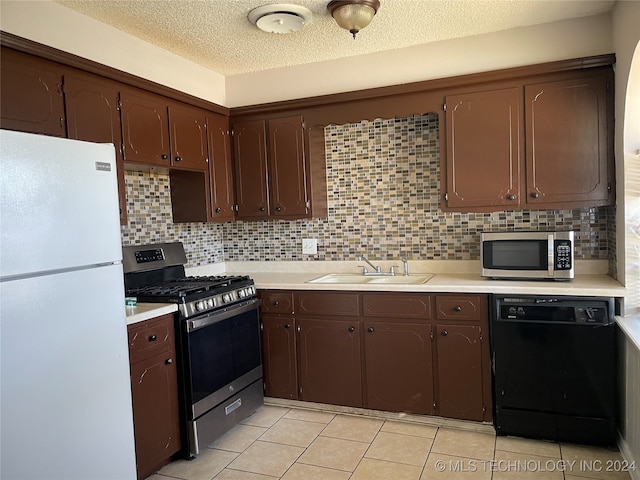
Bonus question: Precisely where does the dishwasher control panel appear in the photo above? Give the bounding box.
[496,296,613,324]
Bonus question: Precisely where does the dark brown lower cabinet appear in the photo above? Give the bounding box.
[434,294,492,422]
[435,324,484,421]
[364,322,433,414]
[297,317,363,408]
[128,314,181,480]
[261,316,298,399]
[258,290,492,424]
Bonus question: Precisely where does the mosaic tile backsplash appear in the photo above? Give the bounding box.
[120,113,616,272]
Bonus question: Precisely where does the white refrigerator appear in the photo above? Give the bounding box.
[0,130,137,479]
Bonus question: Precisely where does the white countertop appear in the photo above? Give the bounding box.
[229,271,627,297]
[125,303,177,326]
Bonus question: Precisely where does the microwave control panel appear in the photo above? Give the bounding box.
[554,240,572,270]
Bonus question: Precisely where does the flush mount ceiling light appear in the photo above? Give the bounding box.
[248,4,313,34]
[327,0,380,39]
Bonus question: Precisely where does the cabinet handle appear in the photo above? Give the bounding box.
[165,358,173,365]
[260,207,266,211]
[284,324,291,329]
[506,194,517,201]
[215,207,222,213]
[441,330,448,336]
[531,192,540,199]
[367,327,375,333]
[454,306,462,312]
[273,300,279,306]
[275,207,282,212]
[161,154,169,160]
[348,326,355,333]
[175,156,182,162]
[149,335,157,342]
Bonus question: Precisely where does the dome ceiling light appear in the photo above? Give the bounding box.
[327,0,381,39]
[248,4,313,34]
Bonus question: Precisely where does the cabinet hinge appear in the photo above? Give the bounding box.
[607,182,612,192]
[117,98,123,111]
[444,192,449,201]
[297,325,301,332]
[443,103,447,112]
[482,404,486,413]
[429,330,434,340]
[299,386,303,394]
[260,323,263,331]
[433,400,437,410]
[57,82,64,96]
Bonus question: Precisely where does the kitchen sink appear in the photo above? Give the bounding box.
[308,273,433,285]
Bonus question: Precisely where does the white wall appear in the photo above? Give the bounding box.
[612,0,640,306]
[226,14,613,107]
[0,0,226,106]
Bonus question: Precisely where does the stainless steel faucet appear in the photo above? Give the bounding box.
[358,256,381,274]
[402,258,409,276]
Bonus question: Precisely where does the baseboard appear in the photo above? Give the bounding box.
[618,432,640,480]
[264,397,495,434]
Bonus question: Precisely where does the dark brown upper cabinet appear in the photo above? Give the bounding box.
[168,103,208,172]
[444,87,522,209]
[120,89,172,168]
[524,72,613,208]
[64,72,127,225]
[232,119,270,219]
[0,47,66,137]
[232,115,312,221]
[120,90,208,172]
[442,68,614,212]
[206,113,236,222]
[268,116,309,218]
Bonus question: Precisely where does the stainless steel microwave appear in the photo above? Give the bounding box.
[481,231,574,281]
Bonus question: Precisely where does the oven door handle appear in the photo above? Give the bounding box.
[186,299,260,332]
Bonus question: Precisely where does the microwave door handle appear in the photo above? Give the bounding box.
[548,234,555,275]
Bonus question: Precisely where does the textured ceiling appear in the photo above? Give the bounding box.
[55,0,616,76]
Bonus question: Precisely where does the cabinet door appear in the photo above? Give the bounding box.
[364,322,433,414]
[64,72,127,225]
[445,88,521,209]
[525,73,612,206]
[233,120,270,219]
[261,316,298,399]
[297,318,362,407]
[168,103,208,171]
[268,116,309,218]
[0,48,66,137]
[130,352,181,479]
[436,324,485,421]
[120,90,171,167]
[206,113,236,222]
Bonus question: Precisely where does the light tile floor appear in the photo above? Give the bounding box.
[150,405,634,480]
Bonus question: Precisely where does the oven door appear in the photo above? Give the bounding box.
[182,299,262,420]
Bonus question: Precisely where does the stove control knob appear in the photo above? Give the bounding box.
[238,289,246,298]
[195,301,205,311]
[207,299,215,308]
[223,293,232,303]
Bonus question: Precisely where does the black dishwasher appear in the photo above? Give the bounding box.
[491,295,616,446]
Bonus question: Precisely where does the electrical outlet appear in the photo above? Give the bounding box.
[302,238,318,255]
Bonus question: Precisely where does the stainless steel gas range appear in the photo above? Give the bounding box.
[123,242,263,458]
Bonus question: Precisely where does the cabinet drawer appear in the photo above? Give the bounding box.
[296,291,360,317]
[363,293,432,319]
[260,290,294,314]
[128,314,175,364]
[435,295,487,321]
